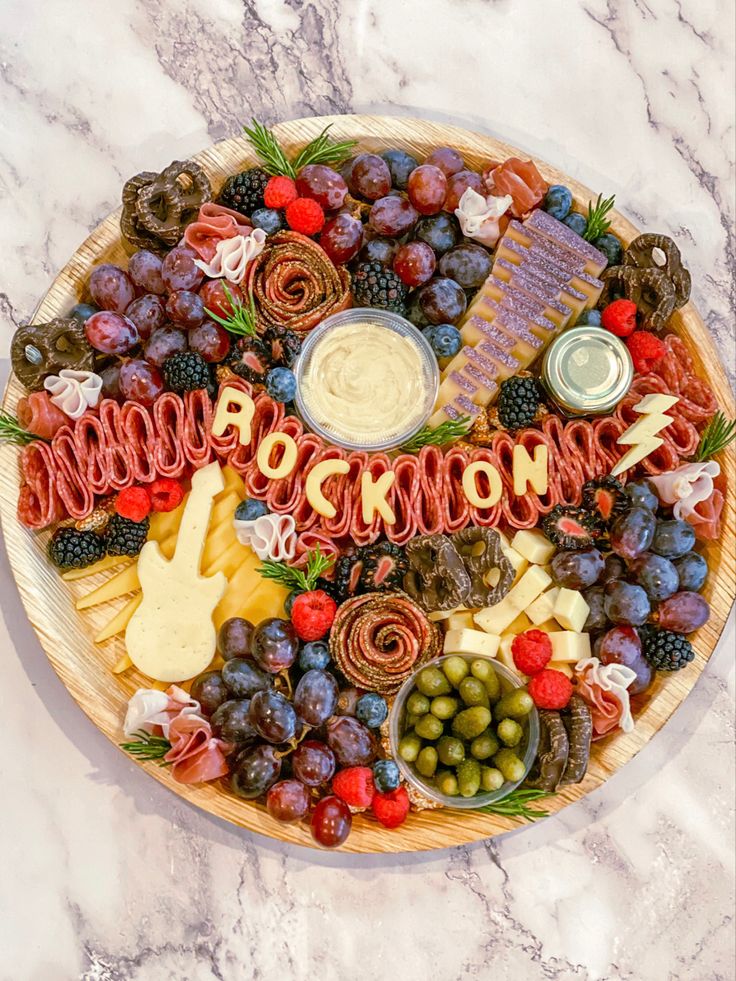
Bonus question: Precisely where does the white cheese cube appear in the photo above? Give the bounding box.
[474,596,517,635]
[428,606,463,622]
[502,545,528,584]
[553,588,590,633]
[447,610,476,631]
[548,660,573,678]
[525,587,561,625]
[537,619,563,633]
[548,631,592,663]
[443,628,500,658]
[506,611,532,635]
[497,635,526,678]
[506,565,552,612]
[511,528,557,565]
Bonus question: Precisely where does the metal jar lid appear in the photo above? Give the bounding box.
[541,326,634,416]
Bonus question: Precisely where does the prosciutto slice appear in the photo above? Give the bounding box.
[164,713,230,784]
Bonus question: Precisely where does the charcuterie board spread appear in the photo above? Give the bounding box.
[1,116,734,853]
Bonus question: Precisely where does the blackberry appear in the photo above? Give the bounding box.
[226,335,273,384]
[217,168,269,216]
[497,376,543,429]
[104,514,150,556]
[352,261,408,314]
[639,626,694,671]
[266,327,302,368]
[582,476,627,526]
[330,549,366,603]
[542,505,601,551]
[358,541,407,592]
[49,527,105,569]
[163,352,212,393]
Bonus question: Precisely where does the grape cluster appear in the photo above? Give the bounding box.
[191,615,384,848]
[550,478,711,683]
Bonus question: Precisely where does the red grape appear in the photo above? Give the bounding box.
[657,592,710,633]
[119,358,164,405]
[291,740,336,786]
[294,669,339,726]
[190,671,229,716]
[350,153,392,200]
[444,170,483,211]
[144,325,188,366]
[296,164,348,210]
[320,213,364,264]
[124,294,166,339]
[128,250,166,294]
[166,290,205,328]
[99,363,123,401]
[85,311,139,355]
[598,626,653,694]
[393,241,436,287]
[267,779,310,823]
[610,507,656,559]
[161,248,204,292]
[325,716,376,766]
[188,320,230,362]
[89,264,136,313]
[424,146,465,177]
[369,196,419,237]
[218,617,255,659]
[407,165,447,215]
[199,279,242,319]
[310,795,352,847]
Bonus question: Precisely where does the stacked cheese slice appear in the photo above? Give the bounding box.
[430,209,607,427]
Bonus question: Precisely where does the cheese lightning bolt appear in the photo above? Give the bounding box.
[610,393,680,477]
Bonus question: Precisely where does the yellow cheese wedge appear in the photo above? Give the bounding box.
[62,555,131,581]
[113,653,133,674]
[148,495,188,542]
[505,611,532,635]
[548,660,573,678]
[95,593,143,643]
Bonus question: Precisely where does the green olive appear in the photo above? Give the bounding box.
[470,731,500,760]
[430,695,459,720]
[471,658,501,700]
[442,655,470,688]
[416,746,438,778]
[398,732,422,762]
[414,713,444,740]
[406,692,430,716]
[494,689,534,720]
[437,735,465,766]
[456,758,481,798]
[494,748,526,783]
[452,706,492,740]
[497,717,524,747]
[416,666,452,697]
[480,766,505,792]
[458,676,489,707]
[436,770,459,796]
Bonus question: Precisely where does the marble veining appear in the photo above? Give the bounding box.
[0,1,733,978]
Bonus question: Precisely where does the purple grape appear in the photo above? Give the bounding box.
[359,237,399,267]
[414,213,461,256]
[325,716,377,766]
[582,586,608,633]
[651,519,696,559]
[438,243,492,289]
[266,779,310,823]
[211,698,257,743]
[625,479,659,511]
[166,290,205,329]
[230,744,281,799]
[657,592,710,633]
[89,264,136,313]
[291,740,336,786]
[124,294,166,339]
[190,671,229,717]
[600,554,626,584]
[248,690,297,744]
[610,507,656,560]
[604,580,651,626]
[85,311,139,355]
[251,618,299,673]
[336,687,361,717]
[418,277,467,324]
[598,626,653,695]
[161,248,204,292]
[293,669,339,726]
[674,552,708,592]
[143,325,188,366]
[629,553,679,602]
[551,547,605,589]
[128,250,166,294]
[221,658,272,698]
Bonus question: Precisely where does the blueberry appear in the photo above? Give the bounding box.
[594,233,623,267]
[265,366,297,402]
[299,640,331,671]
[373,759,400,793]
[381,149,419,190]
[235,498,269,521]
[251,207,284,236]
[674,552,708,592]
[69,302,99,323]
[355,692,388,728]
[424,323,461,358]
[563,212,588,237]
[543,184,573,221]
[576,309,602,327]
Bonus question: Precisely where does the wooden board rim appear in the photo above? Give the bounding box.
[1,114,734,854]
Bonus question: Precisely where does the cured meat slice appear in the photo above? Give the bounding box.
[98,400,135,490]
[122,401,158,482]
[183,202,252,262]
[152,393,187,477]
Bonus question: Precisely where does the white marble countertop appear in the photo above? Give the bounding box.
[0,1,733,978]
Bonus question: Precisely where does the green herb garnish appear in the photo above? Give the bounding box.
[119,730,172,763]
[476,788,550,822]
[243,119,357,180]
[695,411,736,461]
[582,193,616,242]
[259,544,334,592]
[205,285,258,338]
[0,410,44,446]
[400,416,472,453]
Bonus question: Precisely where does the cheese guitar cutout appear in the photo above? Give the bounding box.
[125,462,227,682]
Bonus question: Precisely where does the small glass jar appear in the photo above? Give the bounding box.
[541,325,633,417]
[294,307,439,452]
[388,655,539,810]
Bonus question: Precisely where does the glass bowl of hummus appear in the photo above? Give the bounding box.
[294,308,440,451]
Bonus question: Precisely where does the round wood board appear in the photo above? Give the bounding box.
[1,115,734,853]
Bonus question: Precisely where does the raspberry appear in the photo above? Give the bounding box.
[285,197,325,236]
[264,175,298,210]
[115,486,151,522]
[626,331,667,373]
[290,589,337,641]
[511,629,552,676]
[601,298,637,337]
[149,477,185,512]
[527,669,573,710]
[372,786,410,829]
[332,767,375,808]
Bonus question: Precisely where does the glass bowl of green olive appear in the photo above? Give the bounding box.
[388,654,539,809]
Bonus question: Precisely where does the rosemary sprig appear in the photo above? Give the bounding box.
[0,410,43,446]
[119,730,172,763]
[400,416,471,453]
[205,285,258,338]
[582,193,616,242]
[476,788,550,822]
[259,545,334,592]
[695,411,736,460]
[243,119,357,180]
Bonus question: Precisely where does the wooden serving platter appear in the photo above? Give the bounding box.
[1,115,734,853]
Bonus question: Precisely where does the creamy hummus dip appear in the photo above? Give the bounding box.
[299,321,430,445]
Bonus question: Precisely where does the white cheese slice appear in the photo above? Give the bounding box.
[611,436,664,477]
[548,631,592,663]
[511,528,556,565]
[553,588,590,633]
[443,628,500,658]
[617,413,672,445]
[633,393,679,414]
